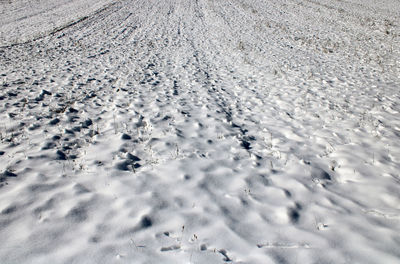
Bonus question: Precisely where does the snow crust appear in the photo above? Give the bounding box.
[1,0,399,263]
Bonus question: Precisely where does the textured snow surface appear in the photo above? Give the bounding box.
[1,0,400,263]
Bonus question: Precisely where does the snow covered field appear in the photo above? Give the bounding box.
[1,0,399,263]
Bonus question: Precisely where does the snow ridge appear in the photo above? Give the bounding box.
[1,0,399,263]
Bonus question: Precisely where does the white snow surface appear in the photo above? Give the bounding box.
[1,0,400,263]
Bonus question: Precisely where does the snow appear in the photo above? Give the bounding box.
[0,0,399,263]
